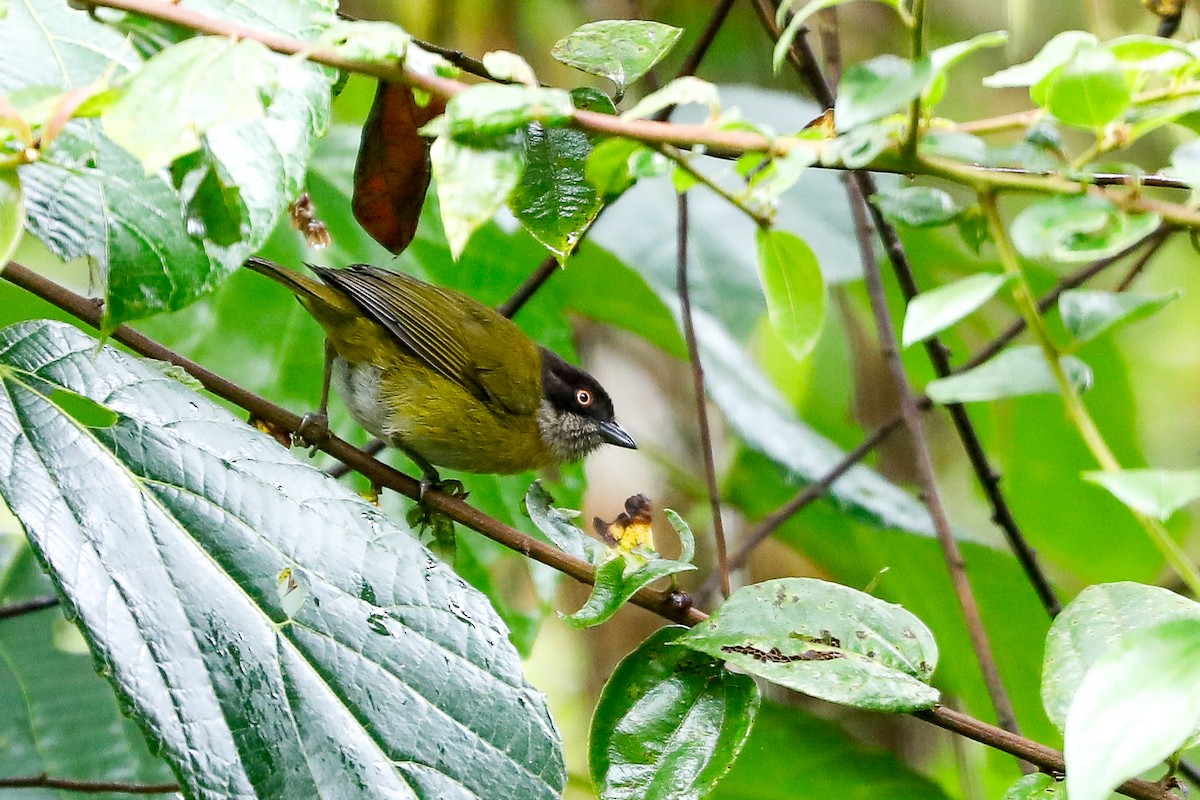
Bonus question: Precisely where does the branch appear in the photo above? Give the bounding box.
[77,0,1200,226]
[0,775,178,794]
[0,594,60,620]
[676,193,731,599]
[0,262,704,627]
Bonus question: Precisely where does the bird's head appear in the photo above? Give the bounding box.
[536,348,636,463]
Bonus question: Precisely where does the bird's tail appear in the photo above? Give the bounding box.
[243,256,328,299]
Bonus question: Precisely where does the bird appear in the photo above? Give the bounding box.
[243,257,636,491]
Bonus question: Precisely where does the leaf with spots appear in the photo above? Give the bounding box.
[677,578,939,712]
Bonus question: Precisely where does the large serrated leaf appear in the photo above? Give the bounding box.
[589,626,759,800]
[677,578,939,712]
[508,122,601,262]
[0,0,332,324]
[0,319,565,800]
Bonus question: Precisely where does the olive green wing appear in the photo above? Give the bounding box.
[309,264,539,415]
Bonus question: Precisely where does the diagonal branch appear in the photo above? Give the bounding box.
[0,594,60,620]
[0,775,178,794]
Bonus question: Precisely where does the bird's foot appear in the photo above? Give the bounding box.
[293,411,331,453]
[407,477,467,563]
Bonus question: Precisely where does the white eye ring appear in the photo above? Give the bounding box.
[576,389,593,407]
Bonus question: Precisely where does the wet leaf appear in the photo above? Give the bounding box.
[0,320,566,800]
[622,76,720,121]
[590,626,759,800]
[552,20,682,97]
[925,345,1092,403]
[353,81,444,254]
[508,120,602,262]
[0,0,332,323]
[444,83,574,143]
[102,37,278,172]
[677,578,939,712]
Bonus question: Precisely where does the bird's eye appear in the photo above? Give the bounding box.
[575,389,593,407]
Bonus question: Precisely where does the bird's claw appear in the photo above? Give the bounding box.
[294,411,331,452]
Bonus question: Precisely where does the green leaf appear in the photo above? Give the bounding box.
[874,185,959,228]
[1083,469,1200,521]
[677,578,939,712]
[431,135,524,259]
[444,83,574,143]
[1,0,332,323]
[0,537,174,796]
[902,273,1011,347]
[1042,582,1200,732]
[710,702,952,800]
[102,37,278,172]
[773,0,912,71]
[0,169,23,270]
[925,31,1009,107]
[524,480,605,563]
[585,137,647,201]
[1059,288,1178,343]
[1065,618,1200,800]
[590,626,760,800]
[983,31,1098,88]
[1033,44,1132,129]
[622,76,720,121]
[552,20,682,97]
[754,228,826,362]
[1003,773,1065,800]
[1010,195,1160,264]
[0,319,566,800]
[508,121,602,262]
[835,54,932,132]
[925,345,1092,403]
[562,552,695,628]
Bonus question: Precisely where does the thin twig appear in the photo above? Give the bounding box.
[0,775,178,794]
[677,194,731,599]
[851,165,1027,750]
[0,594,59,620]
[0,262,705,627]
[903,0,928,160]
[2,265,1180,800]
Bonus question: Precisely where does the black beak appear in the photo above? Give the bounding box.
[598,420,637,450]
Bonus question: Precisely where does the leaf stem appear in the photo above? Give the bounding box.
[902,0,928,161]
[657,144,773,227]
[978,191,1200,597]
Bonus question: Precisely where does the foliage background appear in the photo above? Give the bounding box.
[3,0,1200,798]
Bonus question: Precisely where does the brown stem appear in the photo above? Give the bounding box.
[0,775,178,794]
[676,193,731,599]
[0,262,704,627]
[0,595,60,620]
